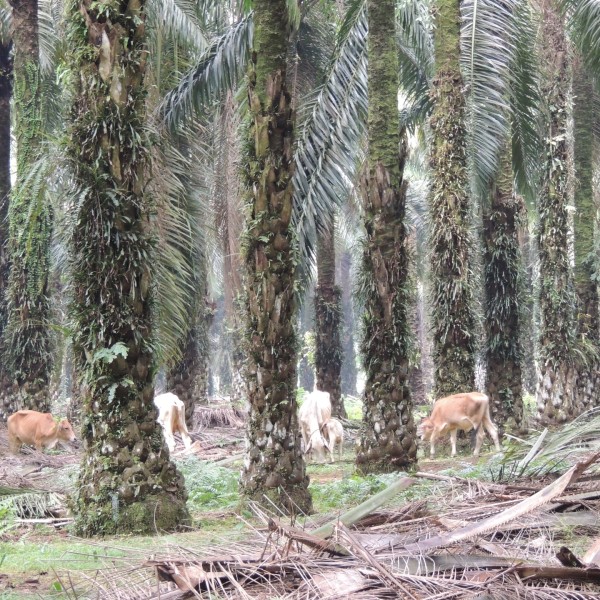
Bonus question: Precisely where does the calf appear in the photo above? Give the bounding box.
[8,410,76,454]
[154,392,193,453]
[298,389,331,462]
[321,417,344,463]
[418,392,501,458]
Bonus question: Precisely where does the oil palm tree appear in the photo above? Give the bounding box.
[0,0,53,418]
[355,0,417,473]
[66,0,189,534]
[535,0,577,424]
[238,0,312,513]
[0,5,11,386]
[428,0,476,398]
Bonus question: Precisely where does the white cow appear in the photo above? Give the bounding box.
[298,389,331,462]
[154,392,193,453]
[321,417,344,463]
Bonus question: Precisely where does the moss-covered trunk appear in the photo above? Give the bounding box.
[428,0,475,397]
[239,0,311,513]
[0,40,12,376]
[519,223,537,395]
[339,250,357,396]
[535,0,576,424]
[0,0,53,419]
[67,0,188,535]
[356,0,417,474]
[572,53,600,412]
[315,217,345,417]
[483,146,524,434]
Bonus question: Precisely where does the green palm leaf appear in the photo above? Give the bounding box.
[293,0,367,266]
[160,15,253,128]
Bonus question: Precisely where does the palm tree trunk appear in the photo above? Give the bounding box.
[483,145,524,434]
[356,0,417,474]
[239,0,312,513]
[339,250,358,397]
[0,40,12,369]
[0,0,53,418]
[68,0,188,535]
[428,0,476,397]
[315,217,345,417]
[572,53,599,412]
[519,223,537,394]
[535,0,576,424]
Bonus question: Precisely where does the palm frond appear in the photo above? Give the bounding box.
[38,0,60,74]
[160,15,253,129]
[151,125,209,366]
[561,0,600,75]
[510,0,542,204]
[0,1,11,46]
[146,0,208,57]
[293,0,368,270]
[398,0,434,131]
[461,0,518,198]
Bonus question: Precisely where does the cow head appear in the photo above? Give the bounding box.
[57,419,77,443]
[305,432,327,463]
[417,417,434,441]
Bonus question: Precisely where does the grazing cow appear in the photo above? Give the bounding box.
[154,392,193,453]
[321,417,344,463]
[298,389,331,462]
[417,392,501,458]
[7,410,76,454]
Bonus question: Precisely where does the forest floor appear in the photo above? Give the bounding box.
[1,401,599,599]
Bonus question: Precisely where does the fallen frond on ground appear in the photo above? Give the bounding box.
[63,452,600,599]
[193,403,247,429]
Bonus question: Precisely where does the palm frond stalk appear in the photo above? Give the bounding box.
[356,0,417,474]
[428,0,476,397]
[483,143,524,434]
[239,0,311,513]
[339,249,357,396]
[572,53,599,412]
[535,0,576,424]
[66,0,188,534]
[0,0,53,417]
[0,37,11,379]
[314,216,344,417]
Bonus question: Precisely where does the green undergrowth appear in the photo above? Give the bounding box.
[177,456,241,514]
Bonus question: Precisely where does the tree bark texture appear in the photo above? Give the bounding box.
[0,40,12,390]
[483,147,524,434]
[67,0,189,535]
[239,0,312,514]
[0,0,53,418]
[428,0,476,398]
[315,217,345,417]
[339,250,358,396]
[572,54,600,412]
[535,0,577,424]
[356,0,417,474]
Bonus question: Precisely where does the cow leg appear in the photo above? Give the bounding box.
[484,418,501,452]
[8,433,21,454]
[429,430,438,458]
[473,426,485,456]
[450,430,458,456]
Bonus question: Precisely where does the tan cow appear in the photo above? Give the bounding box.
[321,417,344,463]
[154,392,193,453]
[418,392,501,458]
[298,389,331,462]
[7,410,76,454]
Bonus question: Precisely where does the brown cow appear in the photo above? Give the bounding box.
[7,410,77,454]
[417,392,501,458]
